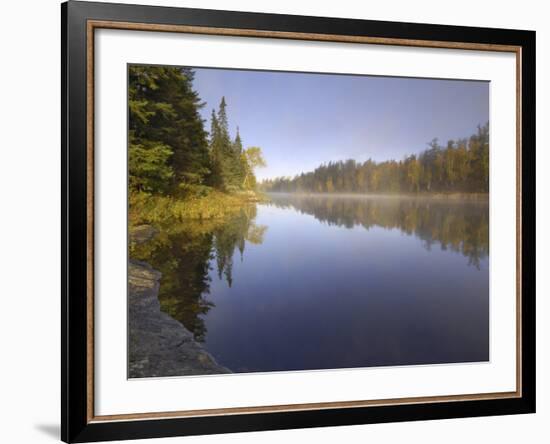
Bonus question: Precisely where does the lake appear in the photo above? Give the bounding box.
[132,193,489,374]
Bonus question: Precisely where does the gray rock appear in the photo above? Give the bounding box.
[128,260,231,378]
[129,225,158,245]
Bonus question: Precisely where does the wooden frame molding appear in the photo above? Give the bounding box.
[88,19,522,52]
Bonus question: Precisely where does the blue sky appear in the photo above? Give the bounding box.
[192,67,489,181]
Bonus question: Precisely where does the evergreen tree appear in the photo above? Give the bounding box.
[208,109,224,189]
[233,127,243,153]
[217,97,230,140]
[209,97,234,190]
[209,98,250,191]
[232,127,246,187]
[128,66,210,194]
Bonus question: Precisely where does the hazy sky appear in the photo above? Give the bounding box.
[192,67,489,181]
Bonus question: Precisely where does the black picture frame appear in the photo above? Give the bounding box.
[62,1,536,442]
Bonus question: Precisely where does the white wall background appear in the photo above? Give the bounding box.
[0,0,546,443]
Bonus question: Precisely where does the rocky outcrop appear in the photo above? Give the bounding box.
[129,225,158,244]
[128,259,230,378]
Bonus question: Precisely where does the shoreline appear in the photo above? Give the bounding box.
[264,191,489,200]
[128,227,231,378]
[129,189,266,227]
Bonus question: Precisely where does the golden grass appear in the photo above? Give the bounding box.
[129,190,265,227]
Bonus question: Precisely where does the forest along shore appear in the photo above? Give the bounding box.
[128,225,231,378]
[260,124,489,195]
[127,66,267,377]
[129,66,267,229]
[264,192,488,200]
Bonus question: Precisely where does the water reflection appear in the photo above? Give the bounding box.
[267,193,489,268]
[130,194,489,373]
[131,205,266,341]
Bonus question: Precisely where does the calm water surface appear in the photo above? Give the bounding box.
[133,194,489,373]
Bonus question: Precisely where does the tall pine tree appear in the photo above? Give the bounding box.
[209,97,246,191]
[128,66,210,194]
[232,127,246,188]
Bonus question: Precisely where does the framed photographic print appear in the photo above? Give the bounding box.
[61,1,536,442]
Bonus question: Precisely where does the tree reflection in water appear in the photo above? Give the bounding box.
[267,194,489,268]
[131,195,488,343]
[130,205,266,342]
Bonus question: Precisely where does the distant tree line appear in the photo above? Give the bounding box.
[128,65,264,197]
[261,123,489,194]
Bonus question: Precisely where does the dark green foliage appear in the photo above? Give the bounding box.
[208,109,224,189]
[208,98,246,191]
[262,123,489,194]
[129,65,210,194]
[129,67,264,198]
[232,128,247,186]
[128,141,174,193]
